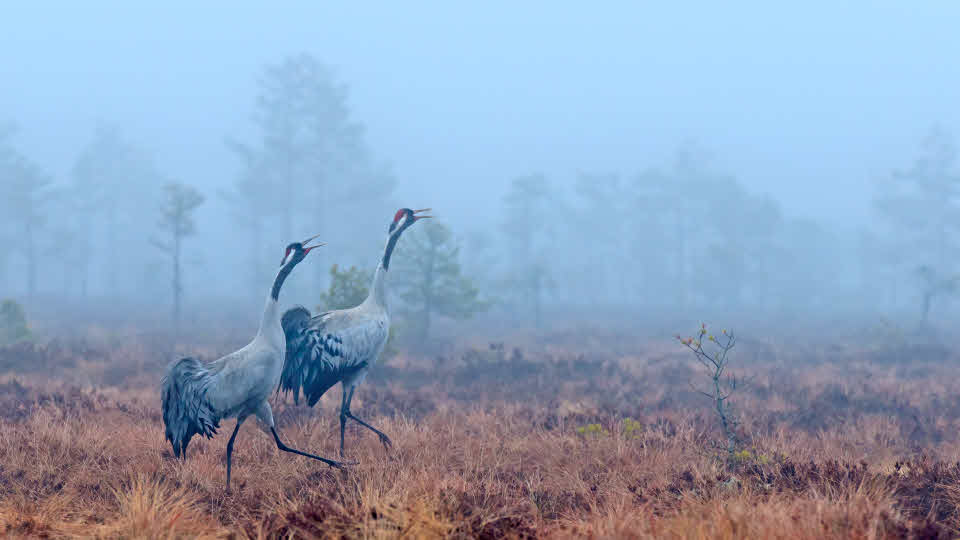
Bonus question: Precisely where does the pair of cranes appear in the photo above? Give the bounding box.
[161,207,431,489]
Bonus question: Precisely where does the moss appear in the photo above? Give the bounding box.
[622,417,644,439]
[576,423,608,437]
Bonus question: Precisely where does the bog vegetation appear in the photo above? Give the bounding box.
[1,318,959,538]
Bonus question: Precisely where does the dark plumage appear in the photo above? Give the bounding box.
[281,306,368,407]
[161,356,220,458]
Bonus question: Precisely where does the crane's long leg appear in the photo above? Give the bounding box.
[339,387,349,457]
[225,416,245,491]
[342,385,392,453]
[270,427,347,469]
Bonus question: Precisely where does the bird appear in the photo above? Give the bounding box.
[161,233,346,490]
[279,207,431,456]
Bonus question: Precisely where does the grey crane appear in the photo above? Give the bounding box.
[161,234,346,490]
[279,207,431,456]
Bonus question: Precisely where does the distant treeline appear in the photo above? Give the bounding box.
[1,54,958,331]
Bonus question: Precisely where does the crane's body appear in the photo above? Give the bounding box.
[282,265,388,405]
[200,296,284,415]
[280,208,430,455]
[204,336,281,421]
[161,235,343,490]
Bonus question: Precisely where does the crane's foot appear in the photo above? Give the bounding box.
[272,427,354,470]
[344,411,392,452]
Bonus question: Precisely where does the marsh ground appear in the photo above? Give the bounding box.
[1,322,959,539]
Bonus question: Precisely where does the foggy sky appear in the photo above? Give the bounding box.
[3,1,959,231]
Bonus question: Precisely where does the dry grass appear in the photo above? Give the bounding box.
[1,329,959,538]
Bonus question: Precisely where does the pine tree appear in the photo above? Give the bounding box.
[874,126,960,322]
[317,264,372,311]
[500,174,555,328]
[393,222,485,340]
[72,125,161,294]
[222,139,278,293]
[228,53,394,299]
[573,172,632,303]
[0,124,53,296]
[152,182,205,330]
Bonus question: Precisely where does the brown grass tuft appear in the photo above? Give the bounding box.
[1,331,959,538]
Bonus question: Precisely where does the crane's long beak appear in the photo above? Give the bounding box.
[413,208,433,220]
[301,233,325,253]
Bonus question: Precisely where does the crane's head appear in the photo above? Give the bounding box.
[280,233,325,267]
[389,208,432,236]
[381,208,431,270]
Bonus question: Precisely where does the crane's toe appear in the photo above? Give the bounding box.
[378,433,393,450]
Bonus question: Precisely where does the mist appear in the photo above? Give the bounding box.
[3,1,960,339]
[9,4,960,534]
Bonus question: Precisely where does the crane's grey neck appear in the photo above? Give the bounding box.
[381,230,402,271]
[271,259,298,301]
[366,262,389,309]
[366,230,401,310]
[259,258,297,337]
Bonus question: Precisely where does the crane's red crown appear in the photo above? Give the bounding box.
[393,209,406,223]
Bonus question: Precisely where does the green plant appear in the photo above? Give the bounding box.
[732,448,770,465]
[317,264,372,311]
[622,417,643,439]
[317,264,400,358]
[392,221,487,340]
[0,299,30,345]
[576,423,608,438]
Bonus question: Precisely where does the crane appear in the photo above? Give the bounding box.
[279,207,431,456]
[161,234,345,490]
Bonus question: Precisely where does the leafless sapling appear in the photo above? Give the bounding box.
[677,324,746,459]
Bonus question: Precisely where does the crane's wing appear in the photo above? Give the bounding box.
[279,305,386,406]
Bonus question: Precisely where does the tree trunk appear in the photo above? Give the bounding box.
[674,208,686,309]
[421,242,436,341]
[283,154,294,242]
[80,255,89,297]
[173,223,182,333]
[533,270,542,330]
[106,205,117,293]
[62,260,70,296]
[314,181,326,300]
[252,217,263,293]
[713,372,737,458]
[0,256,6,296]
[938,223,947,271]
[25,220,36,297]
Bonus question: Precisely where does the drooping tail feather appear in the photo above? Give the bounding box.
[161,357,220,458]
[280,306,312,404]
